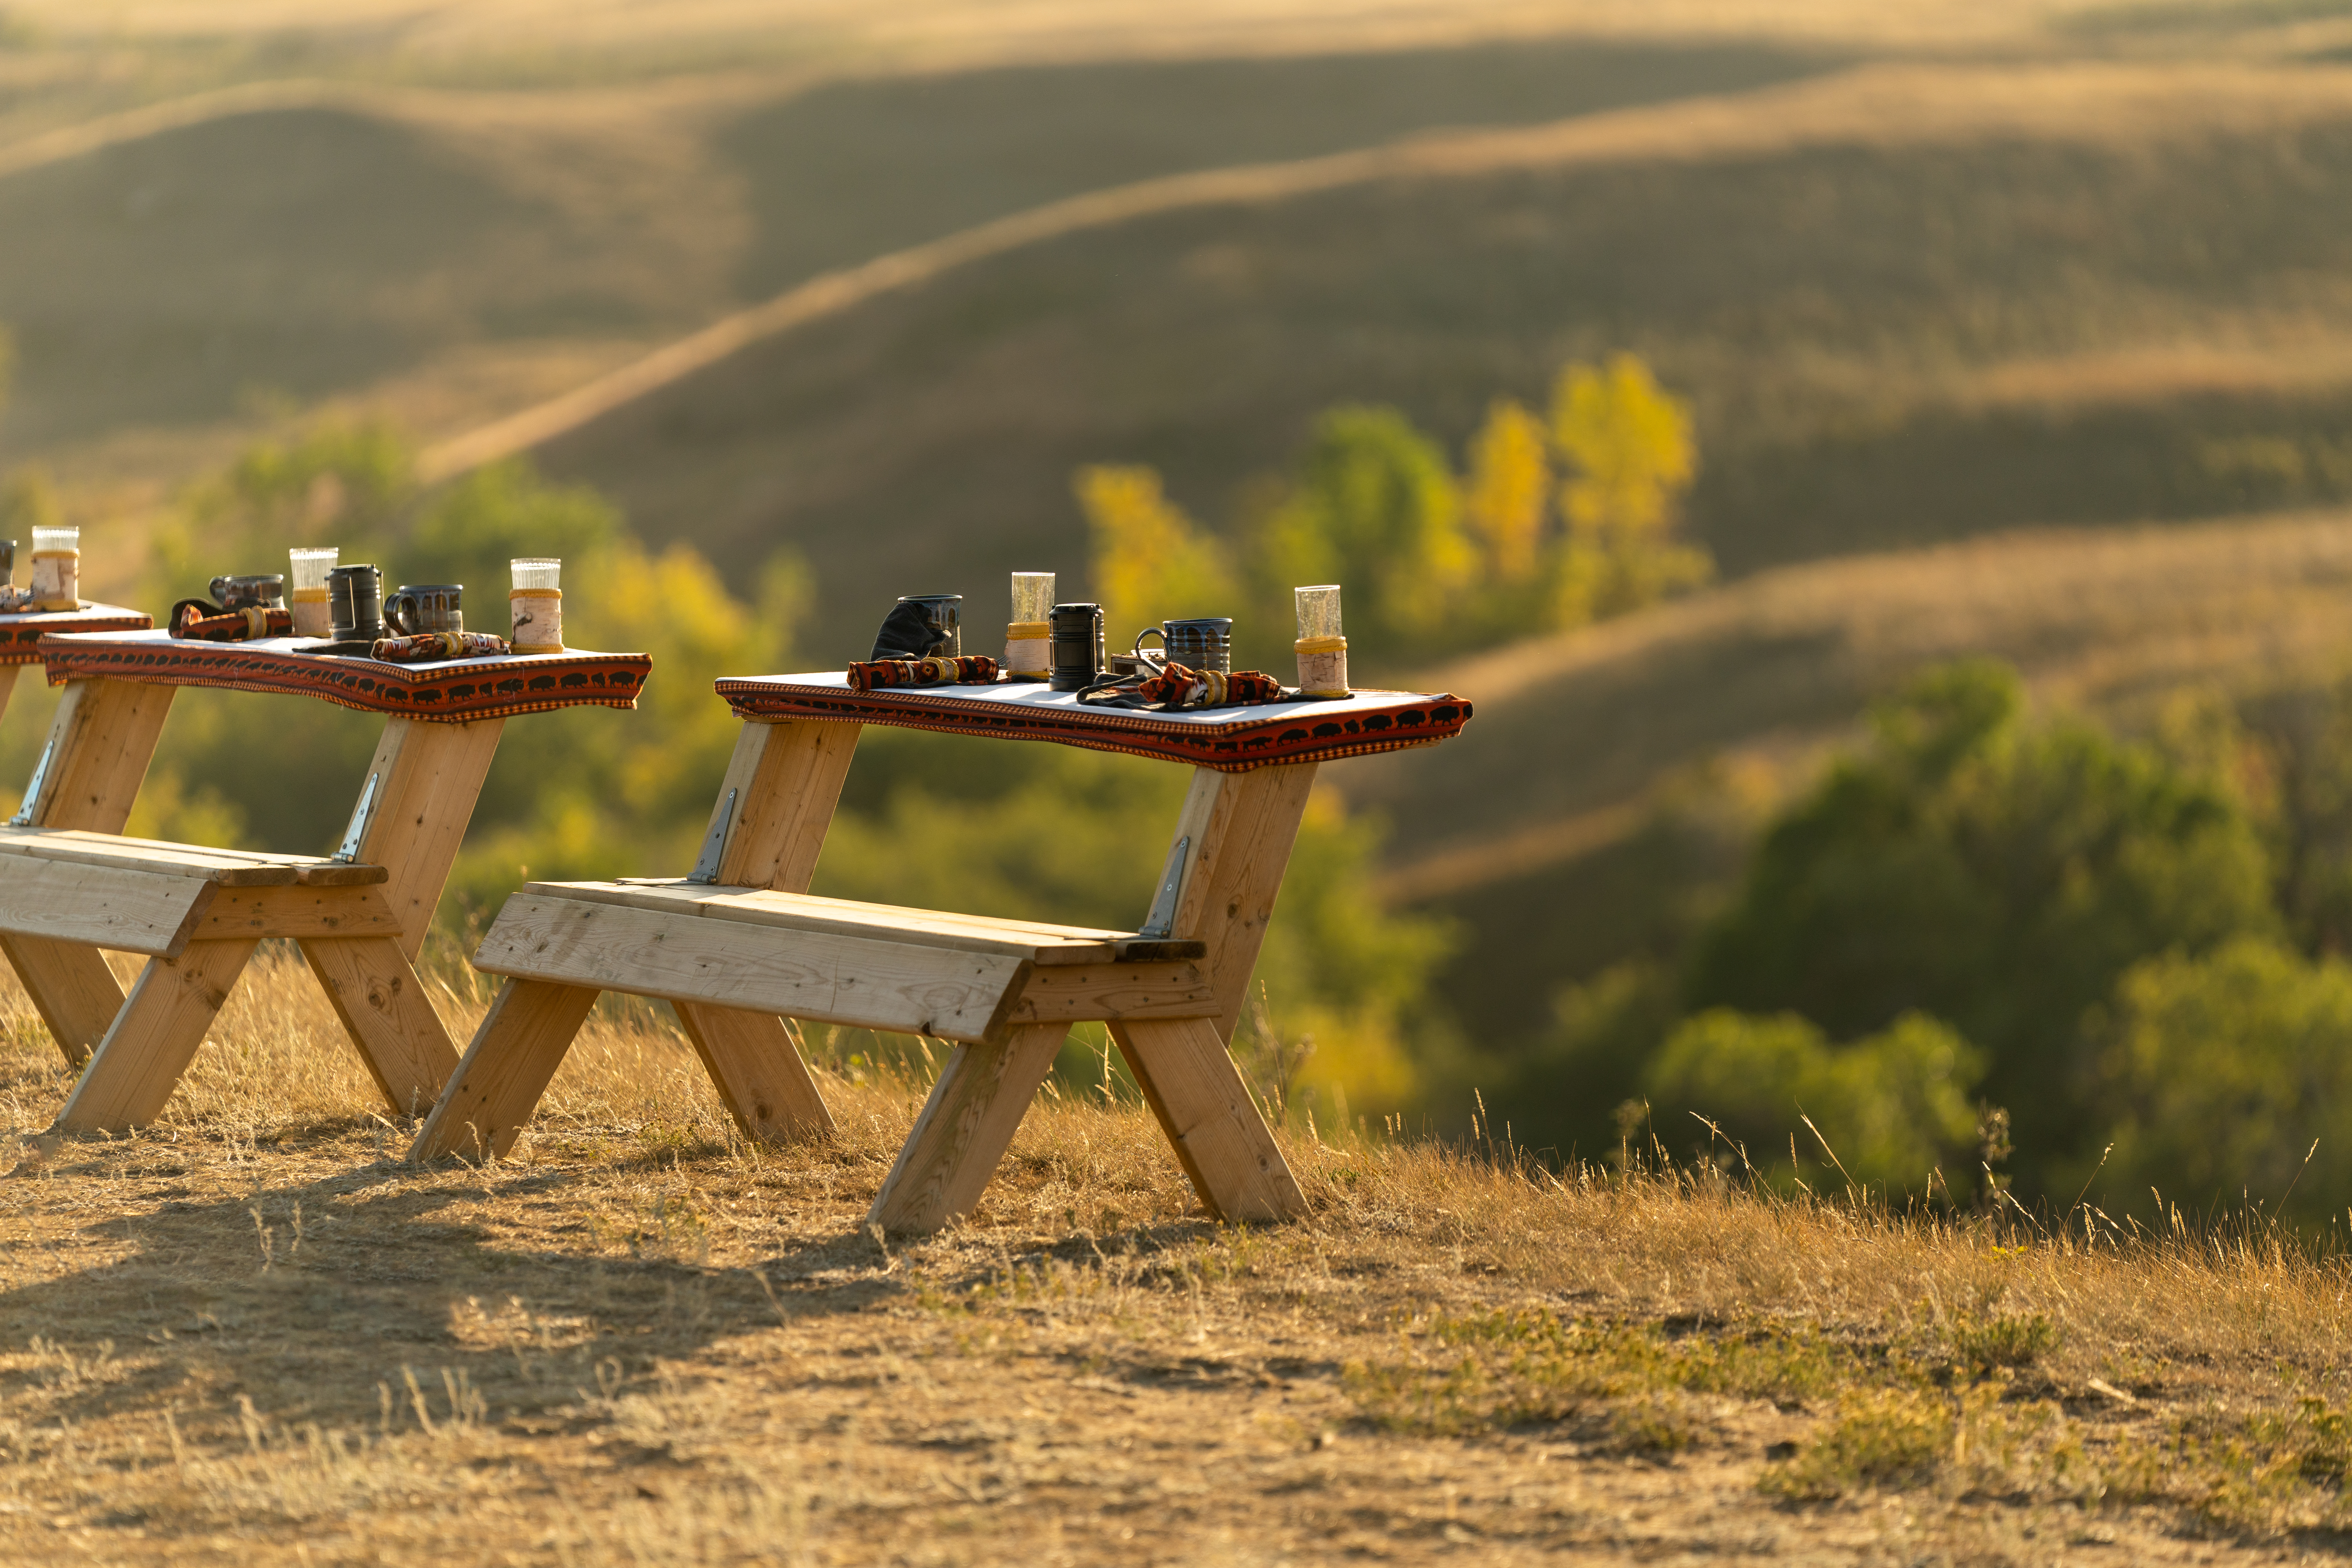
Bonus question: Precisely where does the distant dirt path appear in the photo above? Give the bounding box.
[417,58,2352,481]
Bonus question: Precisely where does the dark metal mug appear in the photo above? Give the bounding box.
[894,594,961,657]
[1134,617,1232,675]
[0,540,14,589]
[327,564,385,640]
[1049,603,1105,692]
[209,574,285,611]
[388,583,463,637]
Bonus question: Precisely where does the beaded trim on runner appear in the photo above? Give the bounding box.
[714,676,1471,772]
[38,632,650,723]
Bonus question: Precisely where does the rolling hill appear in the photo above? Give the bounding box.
[460,61,2352,664]
[0,34,1835,531]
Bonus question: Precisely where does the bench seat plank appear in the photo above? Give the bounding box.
[555,880,1203,964]
[0,827,388,886]
[474,892,1034,1043]
[0,856,214,956]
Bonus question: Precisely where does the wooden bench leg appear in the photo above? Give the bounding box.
[673,1003,835,1143]
[53,939,258,1132]
[301,936,461,1117]
[2,934,127,1067]
[407,978,597,1161]
[1113,1017,1305,1225]
[867,1023,1069,1233]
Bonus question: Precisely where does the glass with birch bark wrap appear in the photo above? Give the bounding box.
[29,526,78,611]
[1006,571,1054,679]
[289,547,338,638]
[1294,584,1349,697]
[510,557,562,652]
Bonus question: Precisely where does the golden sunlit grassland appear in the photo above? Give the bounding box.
[8,950,2352,1562]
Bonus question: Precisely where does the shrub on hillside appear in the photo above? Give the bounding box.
[2088,935,2352,1220]
[1683,659,2276,1182]
[1643,1008,1983,1194]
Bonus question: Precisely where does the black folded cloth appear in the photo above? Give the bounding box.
[870,600,954,661]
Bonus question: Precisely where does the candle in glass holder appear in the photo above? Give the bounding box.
[288,547,338,638]
[1005,571,1054,680]
[509,558,562,652]
[1294,584,1349,698]
[29,526,78,611]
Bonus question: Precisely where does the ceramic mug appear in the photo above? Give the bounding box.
[388,583,463,637]
[1133,617,1232,675]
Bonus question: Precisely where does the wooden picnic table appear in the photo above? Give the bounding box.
[13,626,651,1133]
[412,673,1471,1232]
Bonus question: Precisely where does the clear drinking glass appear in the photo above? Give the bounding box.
[1011,572,1055,624]
[29,526,79,610]
[509,557,562,652]
[1293,584,1349,698]
[289,547,338,637]
[1295,584,1342,640]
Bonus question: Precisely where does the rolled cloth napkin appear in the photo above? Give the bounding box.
[170,600,293,641]
[847,654,999,691]
[1085,662,1287,709]
[370,631,512,662]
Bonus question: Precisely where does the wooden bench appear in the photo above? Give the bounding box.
[0,826,442,1126]
[410,676,1472,1233]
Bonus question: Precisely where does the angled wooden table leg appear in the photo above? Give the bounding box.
[301,936,461,1117]
[0,664,19,727]
[292,720,498,1111]
[7,677,177,1062]
[1113,764,1317,1222]
[53,939,260,1132]
[409,977,600,1160]
[670,718,859,1142]
[1113,1017,1305,1223]
[867,1022,1072,1232]
[345,717,506,958]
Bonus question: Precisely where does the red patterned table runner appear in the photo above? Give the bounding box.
[39,630,650,723]
[714,674,1471,772]
[0,605,152,665]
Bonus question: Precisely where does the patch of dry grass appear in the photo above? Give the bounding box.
[5,947,2352,1561]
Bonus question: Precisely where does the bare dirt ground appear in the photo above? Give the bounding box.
[1,950,2349,1564]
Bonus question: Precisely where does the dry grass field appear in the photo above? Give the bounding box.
[7,950,2352,1562]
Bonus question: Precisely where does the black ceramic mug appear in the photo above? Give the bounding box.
[0,540,14,589]
[1049,603,1105,692]
[388,583,463,636]
[1134,616,1233,674]
[894,594,961,657]
[327,564,386,640]
[209,574,285,611]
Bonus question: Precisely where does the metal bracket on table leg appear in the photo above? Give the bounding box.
[686,787,737,885]
[1139,834,1190,939]
[332,772,381,863]
[7,734,56,827]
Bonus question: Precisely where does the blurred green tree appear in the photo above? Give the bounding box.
[1644,1008,1983,1194]
[1254,405,1473,660]
[2088,935,2352,1222]
[1684,659,2277,1180]
[1073,464,1241,654]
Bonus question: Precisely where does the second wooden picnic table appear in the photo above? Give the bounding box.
[7,627,651,1132]
[412,672,1471,1231]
